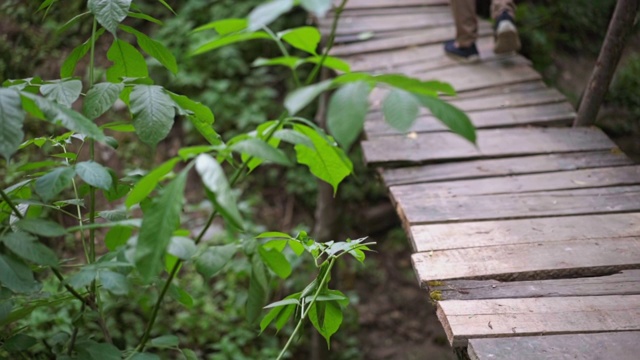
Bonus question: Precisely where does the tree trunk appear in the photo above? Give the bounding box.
[574,0,639,126]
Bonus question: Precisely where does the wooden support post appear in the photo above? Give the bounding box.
[574,0,639,127]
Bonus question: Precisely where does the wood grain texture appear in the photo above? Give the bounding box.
[432,270,640,301]
[400,185,640,224]
[391,166,640,204]
[365,102,575,137]
[362,128,616,165]
[437,295,640,347]
[343,0,449,10]
[320,12,455,36]
[412,236,640,282]
[381,151,635,186]
[468,332,640,360]
[410,213,640,252]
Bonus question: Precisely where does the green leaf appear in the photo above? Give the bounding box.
[327,81,371,149]
[131,354,161,360]
[306,56,351,73]
[168,236,197,260]
[83,83,124,119]
[3,334,37,352]
[168,283,194,308]
[191,32,271,55]
[181,349,198,360]
[35,166,75,202]
[248,0,294,31]
[119,25,178,74]
[75,161,113,190]
[257,231,292,239]
[246,256,269,323]
[168,92,221,145]
[192,18,247,35]
[125,157,179,208]
[68,268,97,289]
[0,254,37,293]
[252,56,302,69]
[275,129,316,148]
[195,154,243,229]
[382,89,420,132]
[61,29,105,78]
[231,138,292,167]
[22,93,107,141]
[414,95,476,143]
[0,88,26,160]
[127,11,163,25]
[260,293,300,333]
[293,125,352,194]
[150,335,179,348]
[98,270,129,295]
[88,0,132,34]
[76,340,121,360]
[15,218,66,237]
[258,246,292,279]
[195,244,237,278]
[280,26,320,55]
[156,0,176,14]
[309,300,343,348]
[105,226,132,251]
[300,0,333,17]
[40,79,82,108]
[284,80,333,115]
[135,171,187,282]
[106,38,149,83]
[1,232,58,267]
[130,85,176,145]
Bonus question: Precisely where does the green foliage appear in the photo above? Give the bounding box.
[0,0,475,358]
[608,54,640,114]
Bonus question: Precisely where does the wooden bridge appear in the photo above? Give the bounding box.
[321,0,640,358]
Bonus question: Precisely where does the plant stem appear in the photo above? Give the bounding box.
[277,258,336,360]
[263,26,302,88]
[306,0,349,86]
[88,17,98,267]
[0,188,24,219]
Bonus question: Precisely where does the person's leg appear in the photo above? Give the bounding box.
[491,0,520,53]
[451,0,478,47]
[445,0,480,62]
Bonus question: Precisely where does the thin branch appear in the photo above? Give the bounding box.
[306,0,349,86]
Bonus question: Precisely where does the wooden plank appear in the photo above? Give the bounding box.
[413,236,640,282]
[400,185,640,224]
[381,151,635,186]
[344,0,449,9]
[410,213,640,252]
[347,33,494,73]
[468,332,640,360]
[445,81,549,99]
[415,60,541,93]
[362,128,616,165]
[365,102,575,137]
[321,12,455,36]
[337,5,449,18]
[391,166,640,204]
[331,27,481,57]
[437,295,640,347]
[432,270,640,301]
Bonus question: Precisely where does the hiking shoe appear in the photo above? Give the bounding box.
[444,40,480,63]
[494,11,521,54]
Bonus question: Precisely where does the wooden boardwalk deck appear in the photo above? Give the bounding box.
[320,0,640,358]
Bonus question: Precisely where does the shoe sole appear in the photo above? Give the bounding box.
[494,21,521,54]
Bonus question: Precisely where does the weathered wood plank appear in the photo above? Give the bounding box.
[437,295,640,347]
[331,27,479,57]
[413,236,640,282]
[432,270,640,301]
[365,102,575,137]
[410,212,640,252]
[344,0,449,9]
[337,5,449,18]
[321,12,455,36]
[446,80,549,99]
[400,185,640,224]
[468,332,640,360]
[362,128,616,165]
[392,166,640,205]
[381,151,635,186]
